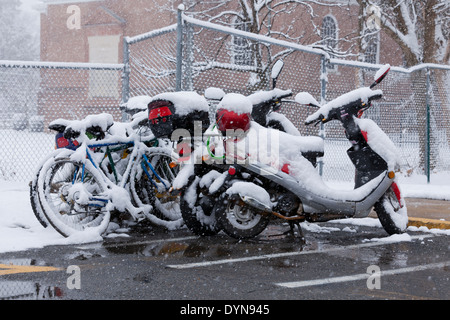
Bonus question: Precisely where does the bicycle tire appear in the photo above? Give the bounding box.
[30,161,49,228]
[180,176,221,236]
[30,149,71,228]
[129,147,184,229]
[37,156,111,237]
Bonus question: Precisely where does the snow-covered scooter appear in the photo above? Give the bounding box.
[207,64,408,240]
[175,61,324,236]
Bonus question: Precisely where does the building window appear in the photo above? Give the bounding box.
[364,33,379,64]
[232,19,254,66]
[322,16,338,50]
[88,35,120,99]
[321,15,338,70]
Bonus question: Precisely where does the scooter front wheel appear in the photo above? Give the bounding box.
[214,192,270,240]
[374,183,408,235]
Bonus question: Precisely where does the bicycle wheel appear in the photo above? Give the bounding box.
[30,161,49,228]
[30,149,69,228]
[130,147,183,228]
[37,157,110,237]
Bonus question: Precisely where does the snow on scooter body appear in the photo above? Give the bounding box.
[175,90,326,237]
[208,64,408,239]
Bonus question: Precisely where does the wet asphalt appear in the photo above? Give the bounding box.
[0,219,448,304]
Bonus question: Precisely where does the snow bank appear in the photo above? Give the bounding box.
[364,233,412,243]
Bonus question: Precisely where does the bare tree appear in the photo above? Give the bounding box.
[0,0,39,61]
[356,0,449,171]
[358,0,449,66]
[155,0,348,90]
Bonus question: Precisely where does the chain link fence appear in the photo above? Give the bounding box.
[1,11,449,184]
[123,12,450,183]
[0,61,123,181]
[123,24,178,100]
[323,62,450,182]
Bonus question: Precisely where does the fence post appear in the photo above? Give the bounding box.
[176,4,185,92]
[121,38,130,121]
[425,67,431,183]
[318,54,328,176]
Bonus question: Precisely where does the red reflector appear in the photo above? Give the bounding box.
[391,182,403,208]
[177,142,191,162]
[361,130,368,142]
[228,167,236,175]
[216,109,251,133]
[149,106,173,120]
[56,137,69,148]
[281,163,290,174]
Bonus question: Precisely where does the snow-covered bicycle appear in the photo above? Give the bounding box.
[31,111,182,238]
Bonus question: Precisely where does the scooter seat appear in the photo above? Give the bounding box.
[278,134,324,161]
[287,135,324,167]
[302,150,324,167]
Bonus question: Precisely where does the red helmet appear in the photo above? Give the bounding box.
[216,108,251,133]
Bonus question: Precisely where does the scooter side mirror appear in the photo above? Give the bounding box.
[205,87,225,101]
[295,92,321,108]
[271,60,284,88]
[370,64,390,88]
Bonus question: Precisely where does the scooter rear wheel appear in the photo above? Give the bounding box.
[374,184,408,235]
[180,176,221,236]
[215,192,270,240]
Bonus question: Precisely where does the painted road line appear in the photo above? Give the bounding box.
[166,234,434,269]
[275,261,450,288]
[77,235,198,250]
[0,264,62,276]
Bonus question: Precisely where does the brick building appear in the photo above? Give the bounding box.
[37,0,404,126]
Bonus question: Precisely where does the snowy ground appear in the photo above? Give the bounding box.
[0,172,449,254]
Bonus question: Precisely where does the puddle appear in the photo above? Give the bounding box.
[99,230,305,261]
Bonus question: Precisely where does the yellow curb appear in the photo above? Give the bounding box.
[407,217,450,230]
